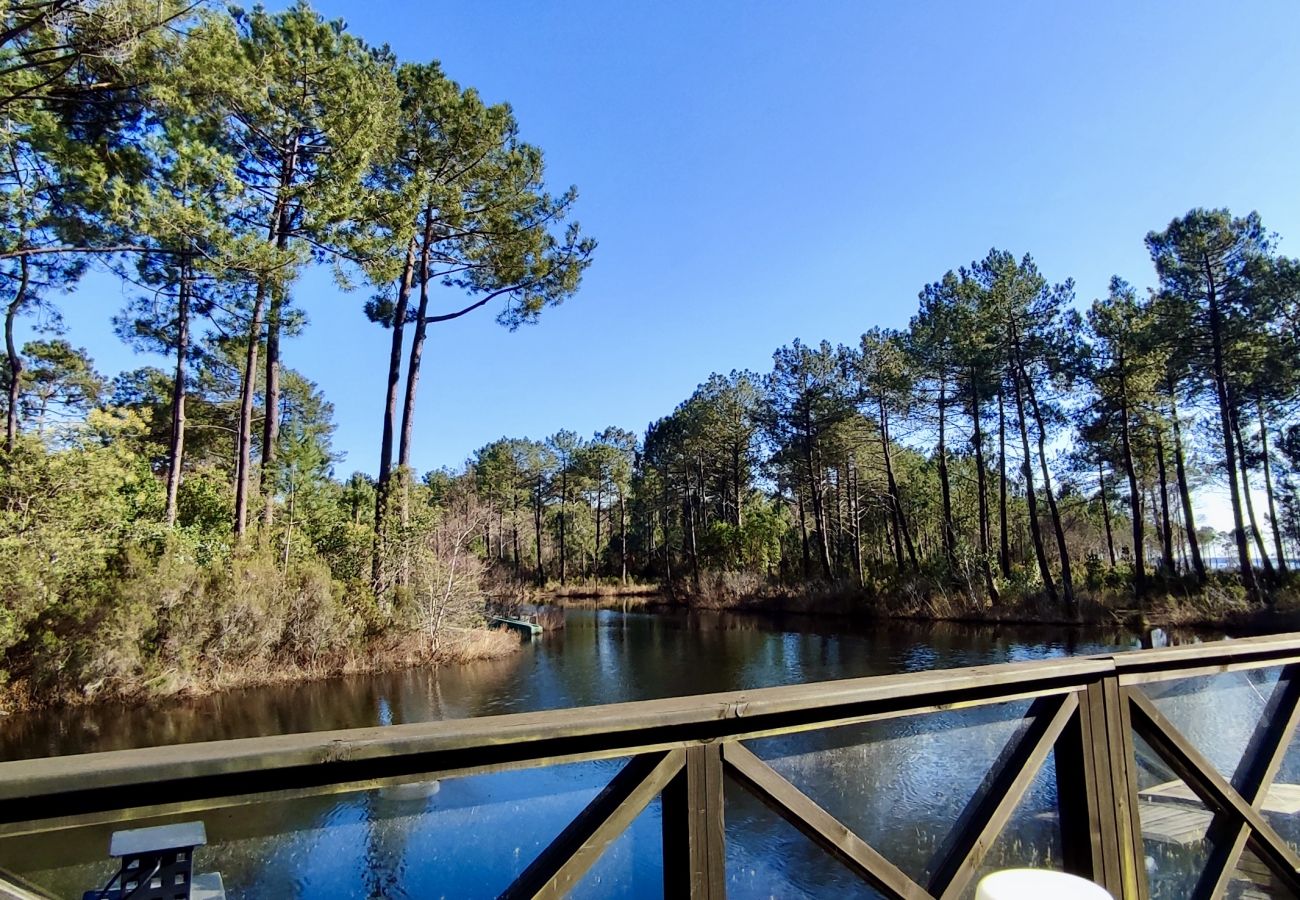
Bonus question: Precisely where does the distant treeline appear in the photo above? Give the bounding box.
[461,214,1300,615]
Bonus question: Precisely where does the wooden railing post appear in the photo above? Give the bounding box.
[662,742,726,899]
[1066,676,1147,899]
[1054,685,1103,885]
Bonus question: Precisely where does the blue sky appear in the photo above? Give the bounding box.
[44,1,1300,527]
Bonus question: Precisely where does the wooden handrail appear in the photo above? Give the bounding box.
[0,655,1114,821]
[3,636,1300,823]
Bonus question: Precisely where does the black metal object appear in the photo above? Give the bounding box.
[82,822,205,900]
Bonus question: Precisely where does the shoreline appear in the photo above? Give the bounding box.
[6,585,1294,716]
[532,582,1296,635]
[0,626,520,716]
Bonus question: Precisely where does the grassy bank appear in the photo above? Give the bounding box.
[539,581,664,600]
[0,542,522,715]
[1,626,518,714]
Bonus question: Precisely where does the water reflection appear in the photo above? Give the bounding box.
[0,608,1227,897]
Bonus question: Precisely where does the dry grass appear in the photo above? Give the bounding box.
[600,568,1228,629]
[542,581,662,599]
[1,626,519,713]
[546,594,666,612]
[1142,583,1265,629]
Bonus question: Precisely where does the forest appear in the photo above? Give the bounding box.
[474,232,1300,617]
[2,1,1298,707]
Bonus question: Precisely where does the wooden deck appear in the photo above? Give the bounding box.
[1137,799,1215,846]
[1141,779,1300,815]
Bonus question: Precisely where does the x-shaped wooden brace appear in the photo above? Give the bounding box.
[497,694,1082,900]
[1127,668,1300,900]
[724,692,1081,900]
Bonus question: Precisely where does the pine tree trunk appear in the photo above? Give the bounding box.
[733,443,743,528]
[997,386,1011,578]
[1012,361,1058,606]
[1258,402,1288,574]
[165,262,191,527]
[1020,355,1075,613]
[848,452,864,587]
[371,240,417,589]
[398,208,436,478]
[879,395,918,572]
[1232,406,1276,580]
[887,493,905,571]
[234,279,268,539]
[620,492,628,585]
[559,466,568,585]
[534,476,544,586]
[661,468,673,581]
[259,134,299,533]
[1168,382,1206,584]
[828,463,841,572]
[1154,429,1176,574]
[594,483,602,581]
[970,371,998,599]
[685,482,701,590]
[805,442,833,579]
[937,376,957,575]
[1117,347,1146,597]
[260,282,283,530]
[5,257,30,453]
[796,480,812,579]
[1204,256,1259,598]
[512,490,521,576]
[1099,462,1116,567]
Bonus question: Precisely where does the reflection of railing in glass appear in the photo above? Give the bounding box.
[2,633,1300,899]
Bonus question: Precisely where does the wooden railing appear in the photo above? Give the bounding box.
[3,633,1300,899]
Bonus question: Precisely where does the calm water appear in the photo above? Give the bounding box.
[0,608,1287,899]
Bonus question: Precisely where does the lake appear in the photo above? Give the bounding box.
[1,607,1286,899]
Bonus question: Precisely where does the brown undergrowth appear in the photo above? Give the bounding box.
[539,568,1298,633]
[539,581,663,599]
[1,627,518,714]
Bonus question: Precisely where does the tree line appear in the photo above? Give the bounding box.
[463,215,1300,614]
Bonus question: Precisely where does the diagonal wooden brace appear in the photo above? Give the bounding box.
[722,741,933,900]
[927,693,1081,900]
[499,749,685,900]
[1193,666,1300,899]
[1128,689,1300,896]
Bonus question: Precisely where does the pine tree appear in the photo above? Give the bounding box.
[186,3,397,537]
[1147,210,1274,600]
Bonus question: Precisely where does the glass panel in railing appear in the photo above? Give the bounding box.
[567,801,662,899]
[1246,704,1300,897]
[1136,666,1284,782]
[967,750,1064,884]
[0,756,642,899]
[1132,731,1217,899]
[733,697,1065,889]
[1230,847,1284,899]
[723,776,885,900]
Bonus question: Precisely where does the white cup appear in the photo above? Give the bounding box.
[975,869,1114,900]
